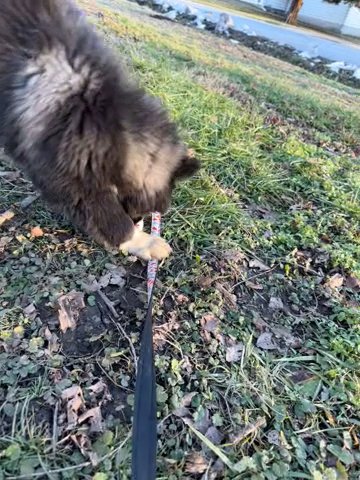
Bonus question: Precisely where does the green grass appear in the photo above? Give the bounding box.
[0,0,359,478]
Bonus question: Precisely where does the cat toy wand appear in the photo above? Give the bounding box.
[131,212,161,480]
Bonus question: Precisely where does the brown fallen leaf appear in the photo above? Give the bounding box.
[290,369,315,384]
[246,281,264,291]
[99,267,126,288]
[249,259,270,271]
[30,226,44,238]
[272,326,302,349]
[185,452,208,475]
[325,273,344,290]
[198,275,214,289]
[215,282,237,309]
[226,343,244,363]
[173,406,191,418]
[71,434,99,466]
[57,291,85,333]
[0,210,15,227]
[324,410,336,427]
[0,236,12,249]
[153,312,180,349]
[230,417,266,445]
[23,303,37,321]
[269,297,284,310]
[176,294,189,304]
[200,313,220,343]
[78,406,103,433]
[89,379,107,396]
[173,391,198,418]
[252,315,269,331]
[346,275,360,291]
[201,314,219,333]
[256,332,277,350]
[181,392,197,407]
[61,385,84,426]
[44,327,60,355]
[83,267,126,292]
[205,426,224,445]
[222,249,246,263]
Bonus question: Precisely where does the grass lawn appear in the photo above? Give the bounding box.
[0,0,359,478]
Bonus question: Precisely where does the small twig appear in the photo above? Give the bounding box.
[95,357,132,392]
[231,267,276,291]
[97,290,138,373]
[97,289,119,319]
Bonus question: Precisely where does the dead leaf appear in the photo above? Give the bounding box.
[256,332,277,350]
[201,314,219,333]
[30,226,44,238]
[185,452,208,475]
[226,343,244,363]
[198,275,214,289]
[272,326,302,348]
[98,272,111,289]
[249,259,269,271]
[58,291,85,333]
[71,434,99,466]
[0,210,15,227]
[61,386,84,426]
[205,426,224,445]
[324,410,336,427]
[181,356,193,374]
[181,392,198,407]
[44,327,59,355]
[0,236,12,249]
[89,380,107,396]
[230,417,266,445]
[222,249,246,263]
[269,297,284,310]
[176,294,189,304]
[290,369,315,384]
[325,273,344,290]
[173,406,191,418]
[346,275,360,290]
[78,407,103,433]
[246,281,264,291]
[23,303,37,321]
[252,315,269,331]
[153,312,180,349]
[215,282,237,309]
[84,267,126,292]
[108,268,126,286]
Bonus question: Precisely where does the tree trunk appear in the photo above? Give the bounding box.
[286,0,303,25]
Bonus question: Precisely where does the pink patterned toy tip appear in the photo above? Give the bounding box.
[147,212,161,302]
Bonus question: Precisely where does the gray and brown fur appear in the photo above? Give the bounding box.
[0,0,199,257]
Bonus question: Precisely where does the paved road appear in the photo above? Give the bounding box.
[180,0,360,67]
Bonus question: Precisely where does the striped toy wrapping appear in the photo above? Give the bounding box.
[147,212,161,302]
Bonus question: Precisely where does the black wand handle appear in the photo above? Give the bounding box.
[131,289,157,480]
